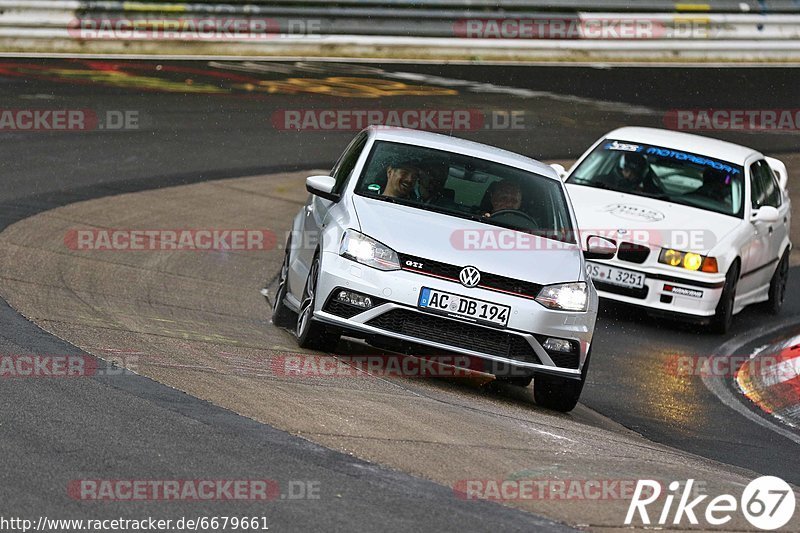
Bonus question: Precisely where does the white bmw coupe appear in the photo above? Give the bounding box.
[560,127,791,333]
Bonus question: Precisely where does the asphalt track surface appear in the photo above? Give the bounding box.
[1,59,799,528]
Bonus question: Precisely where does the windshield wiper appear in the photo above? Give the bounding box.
[455,211,491,224]
[639,190,670,201]
[589,181,612,191]
[362,193,405,206]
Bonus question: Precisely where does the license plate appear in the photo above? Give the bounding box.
[586,262,645,289]
[418,287,510,327]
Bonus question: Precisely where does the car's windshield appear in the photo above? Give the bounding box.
[566,139,745,218]
[354,140,575,242]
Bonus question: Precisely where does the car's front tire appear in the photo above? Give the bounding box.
[711,261,739,334]
[495,375,533,387]
[533,351,590,413]
[767,250,790,315]
[296,254,340,351]
[270,237,295,328]
[490,360,533,387]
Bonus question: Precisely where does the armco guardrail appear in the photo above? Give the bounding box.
[1,0,800,61]
[7,1,800,13]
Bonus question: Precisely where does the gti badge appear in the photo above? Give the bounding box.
[459,266,481,288]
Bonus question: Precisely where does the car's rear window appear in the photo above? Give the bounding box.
[354,140,575,242]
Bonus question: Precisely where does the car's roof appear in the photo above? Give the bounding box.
[605,127,761,166]
[365,126,558,180]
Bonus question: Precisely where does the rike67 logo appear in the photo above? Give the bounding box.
[626,477,796,530]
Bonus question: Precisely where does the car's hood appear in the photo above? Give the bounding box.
[565,185,740,254]
[351,195,581,284]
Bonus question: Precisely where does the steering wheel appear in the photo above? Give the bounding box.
[489,209,538,229]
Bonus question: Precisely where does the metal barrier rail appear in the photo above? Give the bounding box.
[3,0,800,13]
[2,2,800,39]
[1,0,799,60]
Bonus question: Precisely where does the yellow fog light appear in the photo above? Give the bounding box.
[683,253,703,271]
[663,249,683,267]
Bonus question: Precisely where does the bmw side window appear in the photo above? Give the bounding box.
[749,162,766,209]
[331,132,368,194]
[763,164,782,208]
[751,160,781,209]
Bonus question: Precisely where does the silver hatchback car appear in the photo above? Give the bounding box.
[270,127,615,411]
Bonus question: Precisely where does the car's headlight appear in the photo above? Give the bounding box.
[339,230,400,271]
[658,248,718,273]
[535,282,588,312]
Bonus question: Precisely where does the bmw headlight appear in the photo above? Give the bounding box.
[339,230,400,271]
[658,248,718,273]
[535,282,588,312]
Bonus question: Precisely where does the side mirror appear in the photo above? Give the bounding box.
[751,205,780,224]
[306,175,340,202]
[550,163,568,181]
[584,236,617,260]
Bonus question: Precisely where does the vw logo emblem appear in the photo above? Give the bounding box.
[459,266,481,288]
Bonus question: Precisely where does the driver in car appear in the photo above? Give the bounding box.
[485,180,523,216]
[382,161,420,199]
[599,152,660,194]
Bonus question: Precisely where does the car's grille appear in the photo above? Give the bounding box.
[593,280,649,299]
[548,351,580,369]
[617,242,650,264]
[324,300,364,319]
[365,309,541,364]
[323,290,386,319]
[398,254,543,299]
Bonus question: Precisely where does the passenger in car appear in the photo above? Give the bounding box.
[417,161,455,205]
[696,167,732,206]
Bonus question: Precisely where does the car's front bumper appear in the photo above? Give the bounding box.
[312,252,597,379]
[587,260,726,318]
